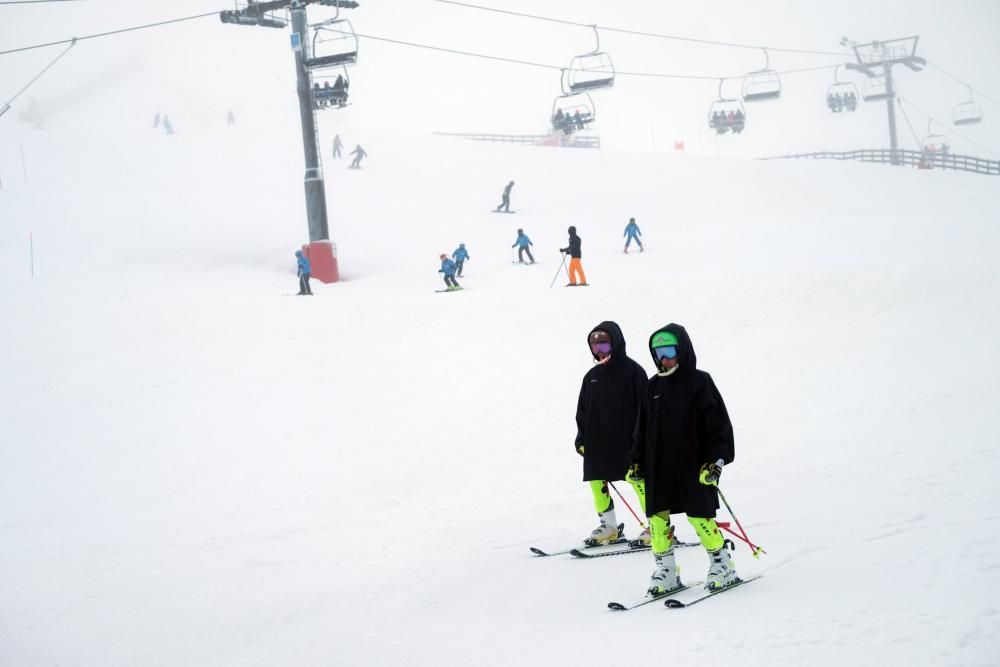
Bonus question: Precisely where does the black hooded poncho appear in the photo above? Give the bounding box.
[630,323,734,518]
[574,321,648,481]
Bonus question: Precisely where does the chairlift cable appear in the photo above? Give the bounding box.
[896,93,999,158]
[894,96,924,150]
[0,11,218,56]
[334,27,840,81]
[0,0,87,4]
[433,0,852,57]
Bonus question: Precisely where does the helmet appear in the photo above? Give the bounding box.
[439,254,447,260]
[651,331,679,348]
[568,226,577,234]
[517,228,523,234]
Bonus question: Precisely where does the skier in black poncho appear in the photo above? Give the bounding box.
[573,322,648,546]
[629,323,738,597]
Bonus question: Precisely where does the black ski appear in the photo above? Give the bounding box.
[570,538,701,559]
[608,582,702,611]
[530,524,627,557]
[663,575,761,608]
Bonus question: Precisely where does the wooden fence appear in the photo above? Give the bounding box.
[763,148,999,176]
[435,132,600,150]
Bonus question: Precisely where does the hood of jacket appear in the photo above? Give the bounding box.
[588,320,627,366]
[648,322,697,377]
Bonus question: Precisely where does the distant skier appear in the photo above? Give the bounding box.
[511,228,534,264]
[227,110,236,126]
[624,217,644,253]
[349,144,367,169]
[452,243,470,277]
[629,324,736,598]
[163,115,174,135]
[295,250,313,295]
[332,133,343,159]
[153,112,161,128]
[574,322,650,546]
[438,253,461,291]
[560,226,587,286]
[495,180,514,212]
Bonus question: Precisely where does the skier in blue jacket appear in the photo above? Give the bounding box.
[439,254,461,290]
[452,243,470,277]
[511,228,535,264]
[295,250,313,295]
[624,217,644,253]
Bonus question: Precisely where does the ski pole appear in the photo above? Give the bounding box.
[608,481,646,529]
[716,486,766,558]
[548,251,568,288]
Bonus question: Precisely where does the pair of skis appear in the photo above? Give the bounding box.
[530,524,699,560]
[607,575,761,611]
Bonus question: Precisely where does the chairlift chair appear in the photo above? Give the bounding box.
[551,92,595,134]
[826,66,858,112]
[561,26,615,94]
[709,79,746,134]
[953,87,983,126]
[307,19,358,69]
[862,76,892,102]
[311,67,350,109]
[741,48,782,102]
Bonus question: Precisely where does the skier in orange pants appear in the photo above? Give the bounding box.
[560,226,588,286]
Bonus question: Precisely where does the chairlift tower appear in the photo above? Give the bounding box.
[221,0,359,283]
[844,37,925,165]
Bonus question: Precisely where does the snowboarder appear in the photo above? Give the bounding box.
[574,323,650,546]
[511,228,534,264]
[438,254,460,290]
[163,115,174,135]
[560,226,587,286]
[624,217,644,253]
[452,243,470,277]
[629,324,736,598]
[295,250,313,295]
[496,180,514,212]
[349,144,367,169]
[332,134,343,159]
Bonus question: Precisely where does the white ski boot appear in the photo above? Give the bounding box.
[584,508,619,546]
[635,526,652,546]
[647,547,683,597]
[705,545,739,591]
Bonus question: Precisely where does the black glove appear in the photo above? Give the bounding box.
[699,461,722,487]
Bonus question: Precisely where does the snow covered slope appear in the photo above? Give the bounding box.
[1,116,999,666]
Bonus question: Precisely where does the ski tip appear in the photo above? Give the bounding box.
[569,549,589,558]
[607,602,627,611]
[529,547,549,556]
[664,599,686,608]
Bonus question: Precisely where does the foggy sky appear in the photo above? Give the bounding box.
[2,0,999,156]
